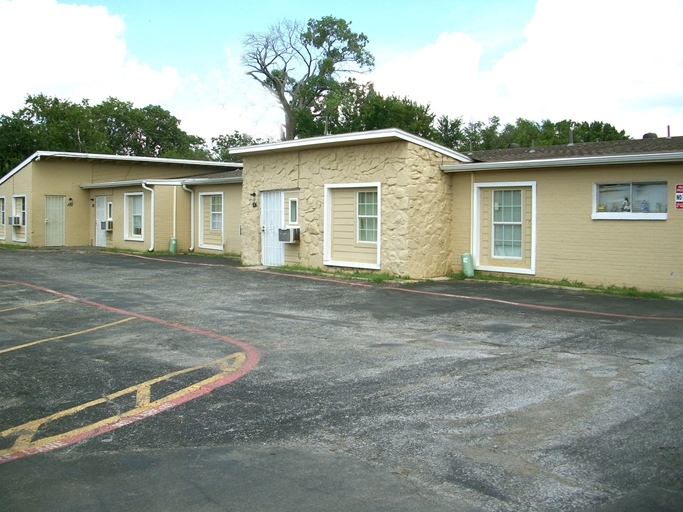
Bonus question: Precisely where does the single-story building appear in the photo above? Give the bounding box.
[0,151,243,254]
[231,129,683,293]
[2,130,682,293]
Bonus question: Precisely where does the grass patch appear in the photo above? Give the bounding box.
[276,265,406,283]
[450,271,672,300]
[0,243,34,250]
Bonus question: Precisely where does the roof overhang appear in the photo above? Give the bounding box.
[81,176,243,189]
[1,151,242,187]
[441,151,683,172]
[230,128,473,163]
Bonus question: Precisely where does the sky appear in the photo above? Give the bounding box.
[1,0,682,143]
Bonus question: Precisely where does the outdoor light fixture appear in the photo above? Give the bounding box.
[250,192,257,208]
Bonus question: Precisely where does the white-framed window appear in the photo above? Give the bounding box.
[124,192,143,240]
[210,195,223,230]
[593,182,668,220]
[357,191,378,243]
[492,189,522,258]
[323,182,381,271]
[288,198,299,225]
[107,201,113,221]
[13,195,26,226]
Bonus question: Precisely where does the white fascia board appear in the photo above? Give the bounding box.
[230,128,472,163]
[441,151,683,172]
[34,151,243,169]
[181,177,243,185]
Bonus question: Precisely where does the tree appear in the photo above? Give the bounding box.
[433,115,465,150]
[0,95,209,176]
[294,80,437,140]
[242,16,374,140]
[210,131,270,162]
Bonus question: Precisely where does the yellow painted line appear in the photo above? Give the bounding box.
[0,317,136,355]
[0,352,246,457]
[0,298,65,313]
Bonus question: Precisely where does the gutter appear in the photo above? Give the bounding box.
[141,181,155,252]
[182,181,195,252]
[441,151,683,172]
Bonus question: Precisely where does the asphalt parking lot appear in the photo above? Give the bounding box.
[1,248,682,511]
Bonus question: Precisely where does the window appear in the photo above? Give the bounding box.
[594,182,667,219]
[0,197,5,225]
[107,201,113,220]
[493,189,522,258]
[124,193,143,239]
[357,191,378,243]
[289,198,298,225]
[13,196,26,226]
[210,195,222,231]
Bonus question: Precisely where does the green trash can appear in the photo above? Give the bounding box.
[461,252,474,277]
[169,237,177,254]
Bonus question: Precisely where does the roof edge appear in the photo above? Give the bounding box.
[441,151,683,172]
[1,151,242,187]
[230,128,472,163]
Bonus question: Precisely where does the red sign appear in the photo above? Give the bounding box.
[677,184,683,210]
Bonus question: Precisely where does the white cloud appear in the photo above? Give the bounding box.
[369,0,683,137]
[0,0,181,112]
[2,0,682,144]
[0,0,282,142]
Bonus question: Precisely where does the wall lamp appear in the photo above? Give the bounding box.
[250,192,257,208]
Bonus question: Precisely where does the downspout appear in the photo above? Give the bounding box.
[173,185,177,239]
[141,181,155,252]
[182,181,195,252]
[470,171,474,254]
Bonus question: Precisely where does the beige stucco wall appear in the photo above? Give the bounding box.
[0,162,34,244]
[241,141,458,278]
[454,163,683,292]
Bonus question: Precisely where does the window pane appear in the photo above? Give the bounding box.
[492,189,522,258]
[358,217,377,242]
[290,199,298,224]
[358,191,377,216]
[211,195,222,213]
[632,182,668,213]
[357,190,378,242]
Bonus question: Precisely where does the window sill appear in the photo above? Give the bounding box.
[591,213,667,220]
[124,237,144,242]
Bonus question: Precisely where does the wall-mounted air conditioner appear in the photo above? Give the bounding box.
[278,227,300,243]
[100,220,114,231]
[9,216,22,226]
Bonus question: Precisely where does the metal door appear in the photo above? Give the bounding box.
[45,195,65,246]
[260,191,284,266]
[95,196,107,247]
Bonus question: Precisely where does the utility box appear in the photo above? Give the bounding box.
[461,252,474,277]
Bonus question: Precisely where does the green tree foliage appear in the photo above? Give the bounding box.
[295,81,437,139]
[210,131,270,162]
[472,117,630,151]
[0,94,208,175]
[242,16,374,140]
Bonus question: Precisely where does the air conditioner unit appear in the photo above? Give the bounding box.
[9,216,22,226]
[106,219,113,231]
[278,227,300,243]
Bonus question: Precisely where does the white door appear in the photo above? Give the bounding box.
[45,196,65,246]
[95,196,107,247]
[260,191,284,266]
